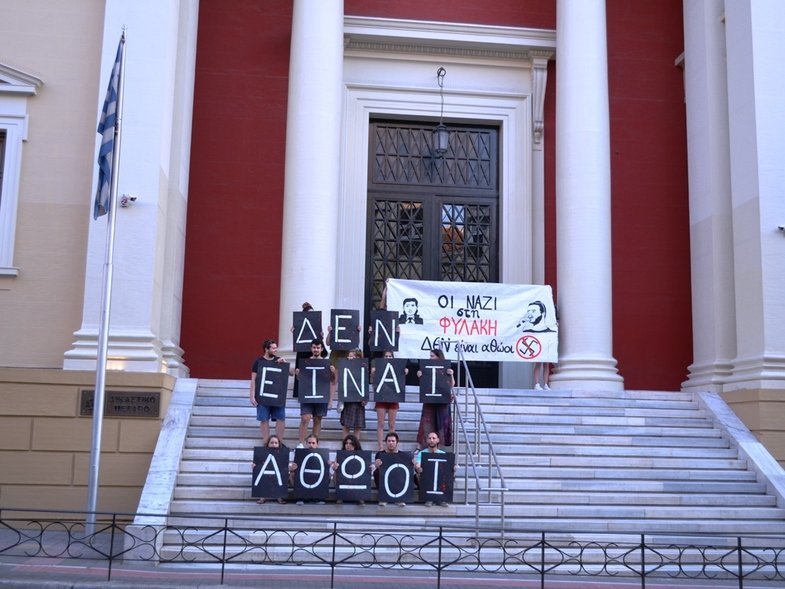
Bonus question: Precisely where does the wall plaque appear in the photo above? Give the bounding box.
[80,390,161,418]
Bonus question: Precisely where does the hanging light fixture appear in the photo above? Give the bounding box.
[433,67,449,156]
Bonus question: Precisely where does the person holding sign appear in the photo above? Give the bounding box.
[295,338,335,446]
[252,434,289,505]
[374,431,414,506]
[415,432,454,507]
[371,350,407,451]
[330,434,371,505]
[339,348,368,440]
[250,339,290,444]
[416,349,454,450]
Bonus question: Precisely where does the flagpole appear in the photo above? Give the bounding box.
[86,29,127,535]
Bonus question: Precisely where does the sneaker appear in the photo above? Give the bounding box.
[543,384,551,390]
[424,501,433,507]
[438,501,449,507]
[396,501,406,507]
[316,500,325,505]
[296,500,304,506]
[358,500,365,506]
[336,499,343,504]
[378,501,387,507]
[534,383,542,390]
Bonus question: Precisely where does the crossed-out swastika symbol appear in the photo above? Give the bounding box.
[516,335,542,359]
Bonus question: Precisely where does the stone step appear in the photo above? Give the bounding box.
[173,485,776,506]
[169,498,785,520]
[156,380,785,559]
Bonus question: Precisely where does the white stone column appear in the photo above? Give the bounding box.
[681,0,736,392]
[723,0,785,390]
[277,0,344,350]
[550,0,623,390]
[63,0,198,376]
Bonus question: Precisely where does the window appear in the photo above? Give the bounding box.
[0,64,42,276]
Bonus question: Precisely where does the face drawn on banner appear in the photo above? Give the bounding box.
[337,358,369,402]
[293,311,323,352]
[329,309,360,351]
[386,278,558,363]
[293,448,331,500]
[418,452,455,504]
[418,359,451,404]
[372,358,407,403]
[377,451,414,503]
[335,450,373,501]
[254,359,290,407]
[297,358,331,403]
[251,447,289,499]
[369,310,399,352]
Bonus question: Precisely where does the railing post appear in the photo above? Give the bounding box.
[737,536,743,589]
[540,531,545,589]
[437,526,443,589]
[331,522,338,588]
[107,512,117,581]
[220,517,228,585]
[640,533,646,589]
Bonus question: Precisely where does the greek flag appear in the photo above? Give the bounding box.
[93,34,125,220]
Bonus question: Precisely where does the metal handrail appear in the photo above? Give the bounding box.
[448,340,508,534]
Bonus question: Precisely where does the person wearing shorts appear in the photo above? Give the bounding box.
[250,339,289,443]
[295,338,335,446]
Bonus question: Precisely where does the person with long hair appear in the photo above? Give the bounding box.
[416,348,454,450]
[330,434,367,505]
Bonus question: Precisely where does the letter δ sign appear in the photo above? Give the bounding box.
[377,452,414,504]
[251,447,289,499]
[255,359,290,407]
[293,448,330,501]
[297,358,331,403]
[418,359,451,404]
[372,358,407,403]
[335,450,373,502]
[293,310,323,352]
[369,310,398,352]
[419,452,455,504]
[337,358,369,402]
[329,309,360,350]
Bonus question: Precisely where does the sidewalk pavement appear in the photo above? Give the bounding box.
[0,559,780,589]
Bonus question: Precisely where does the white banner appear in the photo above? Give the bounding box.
[386,279,558,363]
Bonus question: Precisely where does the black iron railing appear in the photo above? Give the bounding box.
[2,508,784,587]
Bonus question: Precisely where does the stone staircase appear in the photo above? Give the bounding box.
[132,379,785,565]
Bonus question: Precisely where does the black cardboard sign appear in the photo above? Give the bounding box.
[335,450,373,501]
[329,309,360,350]
[418,359,451,404]
[418,452,455,504]
[254,359,290,407]
[369,310,398,351]
[297,358,331,403]
[293,311,323,352]
[372,358,407,403]
[251,447,289,499]
[337,358,369,402]
[376,451,414,503]
[293,448,331,500]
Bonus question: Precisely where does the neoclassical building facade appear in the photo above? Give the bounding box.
[0,0,783,509]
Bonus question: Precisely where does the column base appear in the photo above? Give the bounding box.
[549,355,624,391]
[721,354,785,392]
[63,328,189,377]
[681,360,734,393]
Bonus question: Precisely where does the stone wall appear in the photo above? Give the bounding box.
[0,368,174,515]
